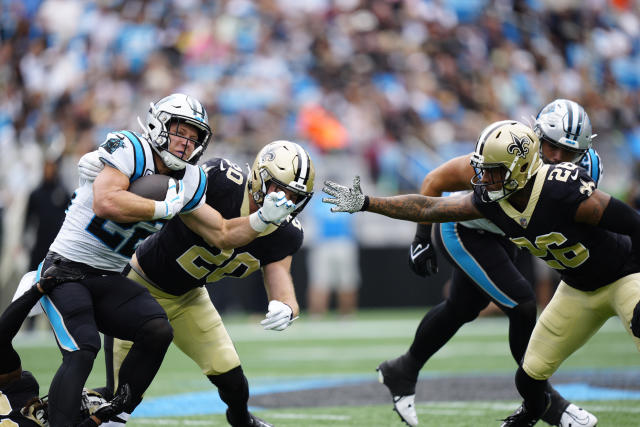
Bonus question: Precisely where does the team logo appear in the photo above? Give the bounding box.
[100,136,125,154]
[261,150,276,163]
[579,179,595,196]
[507,132,531,159]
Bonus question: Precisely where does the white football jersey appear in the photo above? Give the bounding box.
[49,130,207,271]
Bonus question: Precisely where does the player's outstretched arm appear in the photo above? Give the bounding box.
[260,256,299,331]
[322,176,483,223]
[180,191,296,250]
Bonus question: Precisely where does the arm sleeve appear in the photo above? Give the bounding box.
[0,286,41,374]
[598,197,640,252]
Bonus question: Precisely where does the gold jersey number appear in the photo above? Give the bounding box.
[511,231,589,270]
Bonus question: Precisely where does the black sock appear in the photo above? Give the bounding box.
[515,366,550,417]
[208,366,249,422]
[541,383,570,425]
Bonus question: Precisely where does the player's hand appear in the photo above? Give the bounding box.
[260,300,295,331]
[322,176,366,213]
[409,224,438,277]
[152,178,185,220]
[631,299,640,338]
[78,150,104,183]
[38,263,85,293]
[250,191,295,232]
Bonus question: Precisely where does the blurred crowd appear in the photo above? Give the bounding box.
[2,0,640,294]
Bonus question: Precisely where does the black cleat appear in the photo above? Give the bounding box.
[226,409,274,427]
[377,356,419,426]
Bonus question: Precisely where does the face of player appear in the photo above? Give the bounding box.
[479,166,507,192]
[267,182,299,204]
[540,139,579,164]
[167,121,199,161]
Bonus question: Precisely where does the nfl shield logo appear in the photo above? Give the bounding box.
[519,217,528,227]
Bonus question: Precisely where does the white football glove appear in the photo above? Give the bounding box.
[322,176,367,213]
[78,150,104,183]
[151,178,185,220]
[249,191,296,232]
[260,300,295,331]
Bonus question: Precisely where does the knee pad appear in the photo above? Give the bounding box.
[134,318,173,351]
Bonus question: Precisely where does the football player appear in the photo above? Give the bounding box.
[42,94,296,426]
[323,120,640,427]
[96,141,313,427]
[376,100,599,427]
[1,271,126,426]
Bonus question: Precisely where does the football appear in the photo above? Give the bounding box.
[127,174,173,201]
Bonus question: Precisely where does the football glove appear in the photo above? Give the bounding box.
[249,191,296,232]
[409,223,438,277]
[78,150,104,183]
[152,178,185,220]
[322,176,367,213]
[631,299,640,338]
[260,300,295,331]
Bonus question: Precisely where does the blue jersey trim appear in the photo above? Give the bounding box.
[120,131,145,182]
[440,222,517,308]
[39,260,80,352]
[183,167,207,211]
[588,148,600,185]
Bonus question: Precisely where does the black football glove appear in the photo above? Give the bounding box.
[631,299,640,338]
[408,223,438,277]
[38,263,86,294]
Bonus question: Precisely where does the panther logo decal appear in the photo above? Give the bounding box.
[507,132,530,159]
[100,136,125,154]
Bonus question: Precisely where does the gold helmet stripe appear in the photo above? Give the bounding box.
[476,120,513,156]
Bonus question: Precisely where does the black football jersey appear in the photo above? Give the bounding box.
[135,158,304,295]
[472,163,638,291]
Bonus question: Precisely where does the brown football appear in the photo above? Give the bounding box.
[128,174,174,201]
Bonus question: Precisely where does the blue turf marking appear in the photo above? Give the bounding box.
[556,383,640,401]
[131,376,371,417]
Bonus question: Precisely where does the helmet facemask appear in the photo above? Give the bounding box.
[139,93,212,171]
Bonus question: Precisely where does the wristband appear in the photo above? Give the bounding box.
[152,201,168,220]
[361,195,370,211]
[415,223,433,241]
[249,211,268,232]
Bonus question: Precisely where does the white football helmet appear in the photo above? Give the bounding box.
[470,120,542,202]
[248,140,314,219]
[534,99,595,163]
[138,93,212,170]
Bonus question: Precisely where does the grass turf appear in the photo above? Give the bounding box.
[14,308,640,426]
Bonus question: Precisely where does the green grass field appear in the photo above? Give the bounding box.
[14,309,640,426]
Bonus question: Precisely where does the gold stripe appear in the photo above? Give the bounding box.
[498,164,549,228]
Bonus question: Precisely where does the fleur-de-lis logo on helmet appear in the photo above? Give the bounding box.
[507,132,531,159]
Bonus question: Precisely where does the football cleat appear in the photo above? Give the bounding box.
[226,409,274,427]
[501,402,542,427]
[558,404,598,427]
[377,357,419,426]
